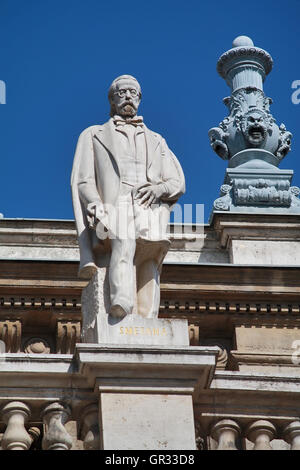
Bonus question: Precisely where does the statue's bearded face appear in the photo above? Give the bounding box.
[111,79,141,117]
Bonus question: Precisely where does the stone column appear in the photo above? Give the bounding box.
[1,401,31,450]
[246,420,276,450]
[79,404,100,450]
[211,419,241,450]
[283,421,300,450]
[41,402,72,450]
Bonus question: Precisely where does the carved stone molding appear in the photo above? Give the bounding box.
[0,320,21,353]
[161,301,300,317]
[217,46,273,79]
[215,346,228,370]
[188,324,200,346]
[0,296,81,310]
[189,327,229,369]
[23,338,51,354]
[213,184,232,211]
[56,321,81,354]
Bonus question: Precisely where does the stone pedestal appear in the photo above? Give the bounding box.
[79,267,218,449]
[212,212,300,265]
[213,150,300,215]
[75,344,219,450]
[81,268,189,346]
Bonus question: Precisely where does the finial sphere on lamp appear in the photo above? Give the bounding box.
[232,35,254,48]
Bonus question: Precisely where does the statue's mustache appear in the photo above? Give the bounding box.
[121,101,136,109]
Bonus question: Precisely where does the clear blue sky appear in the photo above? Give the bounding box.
[1,0,300,222]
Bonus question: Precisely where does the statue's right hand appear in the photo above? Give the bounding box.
[86,202,107,229]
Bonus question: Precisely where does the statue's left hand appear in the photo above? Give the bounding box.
[134,183,165,208]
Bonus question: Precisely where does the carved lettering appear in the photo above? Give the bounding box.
[118,326,169,336]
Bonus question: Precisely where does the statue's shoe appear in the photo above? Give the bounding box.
[78,263,98,280]
[110,304,128,319]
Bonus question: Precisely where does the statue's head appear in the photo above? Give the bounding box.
[108,75,142,118]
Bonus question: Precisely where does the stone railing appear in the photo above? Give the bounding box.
[1,400,300,450]
[0,401,100,450]
[196,417,300,450]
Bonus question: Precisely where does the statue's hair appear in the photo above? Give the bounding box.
[108,75,142,104]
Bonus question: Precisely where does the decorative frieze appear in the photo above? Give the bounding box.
[0,296,299,317]
[233,178,291,206]
[162,301,300,316]
[0,296,81,309]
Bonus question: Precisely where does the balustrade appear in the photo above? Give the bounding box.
[246,420,276,450]
[79,404,100,450]
[1,401,31,450]
[283,421,300,450]
[41,402,72,450]
[211,419,241,450]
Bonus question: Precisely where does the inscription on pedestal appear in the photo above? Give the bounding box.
[93,315,189,346]
[81,268,189,346]
[119,326,167,336]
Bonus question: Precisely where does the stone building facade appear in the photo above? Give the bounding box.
[0,213,299,450]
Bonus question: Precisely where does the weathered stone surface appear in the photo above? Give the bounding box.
[235,326,300,353]
[231,240,300,265]
[100,393,196,450]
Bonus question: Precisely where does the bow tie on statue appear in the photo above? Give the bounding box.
[113,115,144,127]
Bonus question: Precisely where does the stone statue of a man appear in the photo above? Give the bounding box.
[71,75,185,319]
